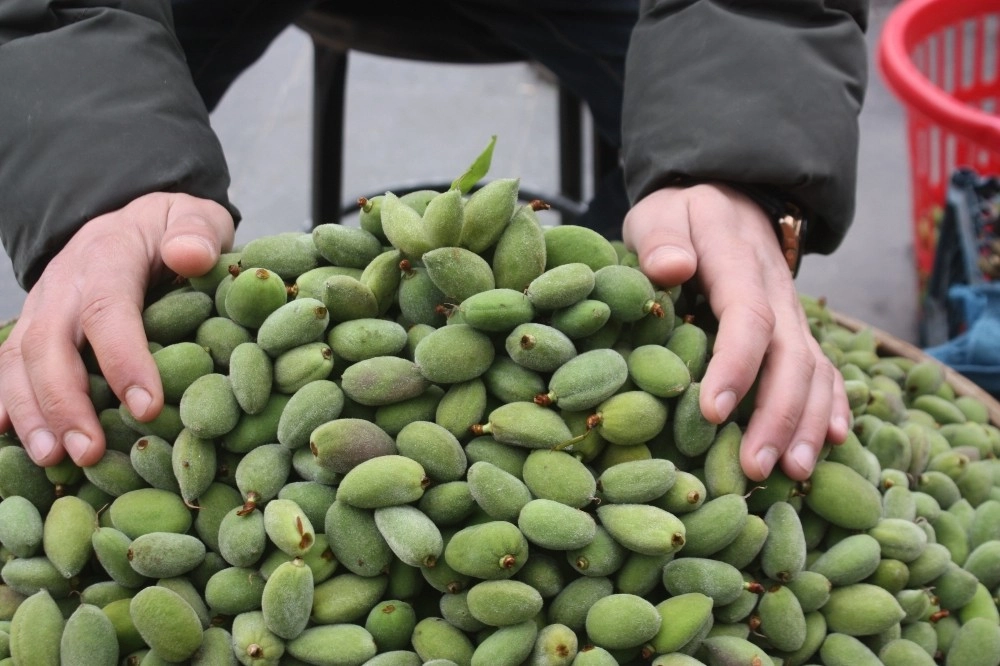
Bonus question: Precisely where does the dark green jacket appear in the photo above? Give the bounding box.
[623,0,869,255]
[0,1,235,289]
[0,0,868,289]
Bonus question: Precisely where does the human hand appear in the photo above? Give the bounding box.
[623,183,850,481]
[0,193,235,467]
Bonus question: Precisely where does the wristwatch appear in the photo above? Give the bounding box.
[776,202,805,276]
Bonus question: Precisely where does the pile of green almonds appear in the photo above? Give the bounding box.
[1,163,1000,666]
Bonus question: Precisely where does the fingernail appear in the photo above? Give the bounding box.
[791,443,816,474]
[64,431,93,461]
[755,446,779,477]
[126,387,152,419]
[28,430,57,463]
[649,246,693,266]
[832,416,849,439]
[171,234,215,255]
[714,390,737,421]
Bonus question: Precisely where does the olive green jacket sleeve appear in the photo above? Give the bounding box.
[0,0,237,290]
[622,0,869,255]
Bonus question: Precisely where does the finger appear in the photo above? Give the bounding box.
[698,299,772,424]
[0,379,11,432]
[738,329,817,481]
[826,368,851,445]
[160,196,235,278]
[80,269,164,431]
[694,247,774,424]
[778,348,836,480]
[623,190,698,287]
[18,310,107,466]
[0,322,68,466]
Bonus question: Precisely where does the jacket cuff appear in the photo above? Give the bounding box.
[622,0,868,256]
[0,2,238,289]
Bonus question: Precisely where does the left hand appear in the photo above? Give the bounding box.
[0,192,234,467]
[623,183,850,481]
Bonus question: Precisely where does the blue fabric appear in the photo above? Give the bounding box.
[924,283,1000,398]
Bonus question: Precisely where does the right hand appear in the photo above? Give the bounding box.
[0,192,235,467]
[623,184,850,482]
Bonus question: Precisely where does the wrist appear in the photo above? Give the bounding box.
[726,184,807,277]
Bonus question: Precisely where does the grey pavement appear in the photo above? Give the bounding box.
[1,3,918,345]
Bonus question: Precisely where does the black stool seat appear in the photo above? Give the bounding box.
[295,2,609,226]
[297,3,524,65]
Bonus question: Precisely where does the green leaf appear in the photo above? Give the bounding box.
[450,135,496,194]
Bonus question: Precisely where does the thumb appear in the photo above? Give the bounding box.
[623,188,698,287]
[160,195,235,278]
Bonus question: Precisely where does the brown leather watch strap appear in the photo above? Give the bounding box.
[778,203,805,275]
[727,184,807,277]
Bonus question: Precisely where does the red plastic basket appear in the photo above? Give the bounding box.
[878,0,1000,290]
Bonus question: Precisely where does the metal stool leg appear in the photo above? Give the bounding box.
[310,40,348,228]
[558,86,583,225]
[593,131,619,190]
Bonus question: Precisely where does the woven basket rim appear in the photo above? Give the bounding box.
[831,309,1000,427]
